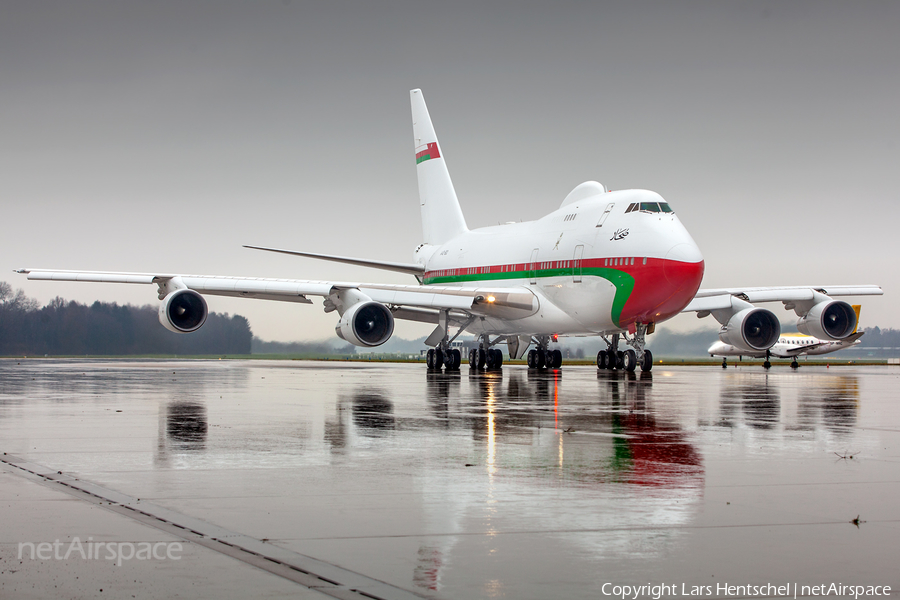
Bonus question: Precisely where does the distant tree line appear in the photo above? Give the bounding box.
[0,282,251,356]
[251,338,355,355]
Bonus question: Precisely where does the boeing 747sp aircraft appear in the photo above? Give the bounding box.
[709,306,865,369]
[17,90,883,372]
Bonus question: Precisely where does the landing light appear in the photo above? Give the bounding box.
[487,295,496,303]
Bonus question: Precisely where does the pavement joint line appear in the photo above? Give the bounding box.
[1,453,427,600]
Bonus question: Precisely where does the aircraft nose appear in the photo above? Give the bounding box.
[664,242,704,286]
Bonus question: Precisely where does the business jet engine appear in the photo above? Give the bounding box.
[718,307,780,352]
[159,289,208,333]
[797,300,857,340]
[335,301,394,347]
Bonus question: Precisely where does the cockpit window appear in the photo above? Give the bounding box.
[629,202,674,214]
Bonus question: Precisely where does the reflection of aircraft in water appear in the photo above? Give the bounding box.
[156,400,208,467]
[326,371,704,593]
[715,372,859,435]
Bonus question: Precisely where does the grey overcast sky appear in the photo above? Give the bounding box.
[2,1,898,342]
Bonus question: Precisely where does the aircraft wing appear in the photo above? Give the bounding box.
[683,285,883,312]
[15,269,538,321]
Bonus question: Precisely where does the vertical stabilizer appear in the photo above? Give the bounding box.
[410,89,468,245]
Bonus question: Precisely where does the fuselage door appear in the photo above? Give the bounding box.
[596,203,615,227]
[573,245,584,283]
[529,248,539,285]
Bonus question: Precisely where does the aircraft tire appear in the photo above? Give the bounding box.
[426,349,435,369]
[477,348,487,369]
[549,349,562,369]
[623,349,637,372]
[605,349,616,370]
[763,360,771,370]
[640,350,653,372]
[616,351,625,370]
[791,360,799,369]
[597,351,606,369]
[487,348,503,370]
[469,349,478,369]
[433,348,444,371]
[447,349,461,371]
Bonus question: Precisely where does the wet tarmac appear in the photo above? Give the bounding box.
[1,359,899,599]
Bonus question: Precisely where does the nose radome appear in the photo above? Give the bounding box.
[664,243,704,286]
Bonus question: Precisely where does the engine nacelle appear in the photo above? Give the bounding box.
[797,300,857,340]
[159,289,208,333]
[718,307,780,352]
[335,301,394,347]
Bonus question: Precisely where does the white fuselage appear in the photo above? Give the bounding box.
[709,334,862,359]
[415,188,705,337]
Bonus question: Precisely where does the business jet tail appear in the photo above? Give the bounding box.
[411,89,468,245]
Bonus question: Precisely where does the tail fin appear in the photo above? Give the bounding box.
[852,305,861,333]
[410,89,468,245]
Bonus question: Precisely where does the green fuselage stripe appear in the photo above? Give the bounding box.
[424,267,635,326]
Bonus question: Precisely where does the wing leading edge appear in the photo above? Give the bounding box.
[15,269,538,322]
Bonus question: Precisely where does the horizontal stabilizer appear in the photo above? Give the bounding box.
[243,245,425,276]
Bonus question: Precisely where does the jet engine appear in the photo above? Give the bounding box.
[159,289,208,333]
[335,301,394,347]
[797,300,857,340]
[718,307,780,352]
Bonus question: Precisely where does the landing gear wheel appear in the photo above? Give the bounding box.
[763,360,771,370]
[640,350,653,372]
[433,348,444,371]
[790,359,799,369]
[623,349,637,372]
[606,349,617,370]
[446,349,461,371]
[486,348,503,370]
[426,349,435,370]
[597,351,608,369]
[722,358,728,369]
[469,349,478,369]
[527,349,537,369]
[616,351,625,370]
[548,349,562,369]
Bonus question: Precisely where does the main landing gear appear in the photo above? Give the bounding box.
[596,327,653,373]
[525,336,562,370]
[426,346,462,371]
[790,358,800,370]
[763,349,772,370]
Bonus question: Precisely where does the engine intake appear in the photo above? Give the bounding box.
[159,289,208,333]
[718,307,780,352]
[797,300,857,340]
[335,301,394,347]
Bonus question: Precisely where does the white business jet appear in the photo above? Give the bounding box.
[16,90,883,373]
[709,306,865,369]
